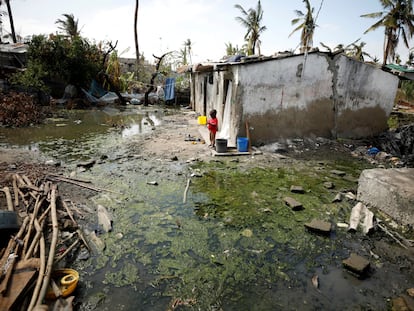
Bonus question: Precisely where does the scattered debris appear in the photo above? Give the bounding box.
[330,170,346,177]
[283,197,303,211]
[304,219,332,235]
[311,274,319,289]
[348,202,375,234]
[332,193,342,202]
[290,185,305,194]
[97,205,113,233]
[323,182,335,189]
[0,173,89,310]
[342,253,370,277]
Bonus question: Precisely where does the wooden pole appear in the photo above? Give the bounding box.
[245,120,252,153]
[28,219,46,311]
[2,187,14,211]
[36,186,59,305]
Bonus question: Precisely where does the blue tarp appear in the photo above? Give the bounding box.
[164,77,175,101]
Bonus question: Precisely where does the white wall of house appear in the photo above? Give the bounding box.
[334,55,399,138]
[191,52,399,145]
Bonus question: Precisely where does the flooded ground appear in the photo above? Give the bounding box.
[1,105,413,310]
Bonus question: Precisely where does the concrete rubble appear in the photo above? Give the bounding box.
[357,168,414,226]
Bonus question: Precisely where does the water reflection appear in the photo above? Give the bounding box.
[121,112,162,138]
[0,107,163,151]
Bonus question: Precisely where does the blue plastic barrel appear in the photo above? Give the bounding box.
[237,137,249,152]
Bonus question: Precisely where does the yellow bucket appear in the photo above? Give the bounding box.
[198,116,207,125]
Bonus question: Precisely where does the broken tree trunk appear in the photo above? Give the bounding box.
[144,52,172,106]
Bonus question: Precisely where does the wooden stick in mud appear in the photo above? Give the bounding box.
[47,175,120,194]
[76,228,91,252]
[28,219,46,311]
[37,186,59,305]
[61,198,78,227]
[55,238,80,263]
[377,223,408,249]
[48,172,92,183]
[2,186,14,211]
[183,178,191,203]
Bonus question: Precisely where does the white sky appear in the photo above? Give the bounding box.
[6,0,413,64]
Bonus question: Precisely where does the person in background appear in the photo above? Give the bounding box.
[207,109,218,148]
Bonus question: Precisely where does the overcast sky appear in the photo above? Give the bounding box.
[7,0,413,64]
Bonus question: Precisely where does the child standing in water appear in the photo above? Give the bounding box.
[207,109,218,148]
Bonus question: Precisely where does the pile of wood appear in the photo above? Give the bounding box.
[0,173,89,311]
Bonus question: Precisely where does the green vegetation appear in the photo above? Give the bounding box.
[10,34,104,93]
[77,155,370,309]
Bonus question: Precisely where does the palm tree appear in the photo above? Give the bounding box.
[234,1,267,55]
[320,42,345,53]
[346,41,372,61]
[134,0,140,79]
[225,42,242,56]
[290,0,320,53]
[361,0,414,65]
[183,38,193,64]
[55,13,80,39]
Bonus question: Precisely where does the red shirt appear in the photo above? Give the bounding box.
[207,117,218,134]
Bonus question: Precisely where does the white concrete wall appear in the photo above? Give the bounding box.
[238,53,332,114]
[191,52,399,144]
[334,55,399,138]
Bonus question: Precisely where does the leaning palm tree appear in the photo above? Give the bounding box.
[361,0,414,65]
[234,1,267,56]
[55,13,80,39]
[290,0,320,53]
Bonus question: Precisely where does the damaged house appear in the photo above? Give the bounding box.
[190,51,399,147]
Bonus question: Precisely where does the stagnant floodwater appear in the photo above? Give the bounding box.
[1,106,413,311]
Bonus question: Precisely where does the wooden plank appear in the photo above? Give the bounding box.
[0,270,37,310]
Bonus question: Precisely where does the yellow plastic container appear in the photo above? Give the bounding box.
[198,116,207,125]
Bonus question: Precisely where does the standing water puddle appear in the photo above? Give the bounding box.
[1,107,413,310]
